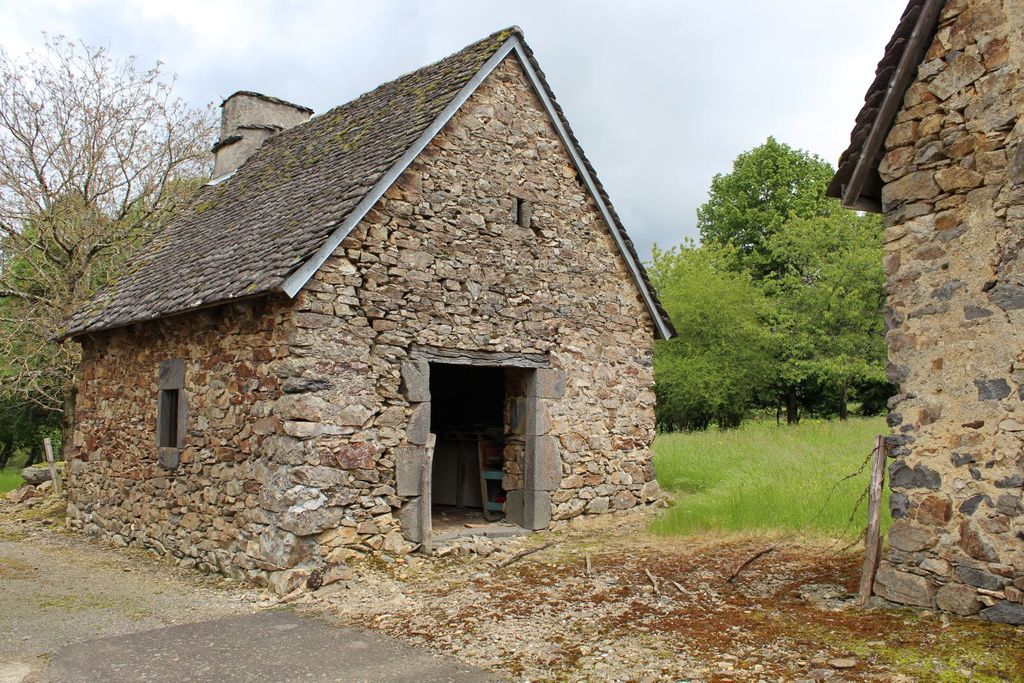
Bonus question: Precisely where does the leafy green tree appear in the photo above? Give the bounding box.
[762,209,888,420]
[697,137,836,279]
[693,138,889,424]
[0,397,60,468]
[649,240,774,430]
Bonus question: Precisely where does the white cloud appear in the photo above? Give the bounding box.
[0,0,906,257]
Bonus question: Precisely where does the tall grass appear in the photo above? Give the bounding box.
[0,469,24,493]
[0,449,28,493]
[652,417,889,538]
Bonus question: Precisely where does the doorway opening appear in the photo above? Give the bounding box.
[397,348,556,549]
[429,363,507,535]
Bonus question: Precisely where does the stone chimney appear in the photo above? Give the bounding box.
[211,91,313,179]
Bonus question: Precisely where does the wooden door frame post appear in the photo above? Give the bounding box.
[419,434,436,553]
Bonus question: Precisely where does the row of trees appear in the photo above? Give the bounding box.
[0,37,214,466]
[650,138,889,431]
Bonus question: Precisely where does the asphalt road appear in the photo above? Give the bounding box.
[0,511,493,683]
[32,611,494,683]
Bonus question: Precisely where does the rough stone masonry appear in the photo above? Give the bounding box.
[871,0,1024,623]
[66,52,664,594]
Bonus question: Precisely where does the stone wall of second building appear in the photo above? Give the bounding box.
[874,0,1024,623]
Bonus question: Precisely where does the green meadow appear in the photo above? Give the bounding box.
[652,417,889,538]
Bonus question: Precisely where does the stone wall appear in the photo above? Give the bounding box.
[68,55,662,592]
[68,298,296,587]
[279,55,662,559]
[875,0,1024,623]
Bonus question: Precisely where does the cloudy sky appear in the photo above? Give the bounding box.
[1,0,904,259]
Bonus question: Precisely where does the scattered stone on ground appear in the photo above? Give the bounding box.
[3,476,65,505]
[829,658,858,670]
[4,486,37,505]
[19,462,62,487]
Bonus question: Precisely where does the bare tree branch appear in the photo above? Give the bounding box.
[0,35,215,415]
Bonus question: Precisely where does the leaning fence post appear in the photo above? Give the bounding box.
[43,437,62,496]
[858,435,886,606]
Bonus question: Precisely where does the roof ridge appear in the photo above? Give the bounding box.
[58,25,674,341]
[221,90,314,114]
[312,27,521,125]
[214,27,521,183]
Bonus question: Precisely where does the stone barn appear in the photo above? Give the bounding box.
[830,0,1024,622]
[58,27,673,592]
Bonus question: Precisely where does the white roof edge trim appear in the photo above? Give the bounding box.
[206,169,237,186]
[280,35,671,340]
[280,38,516,299]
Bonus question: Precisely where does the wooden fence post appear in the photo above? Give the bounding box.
[858,435,887,606]
[43,437,61,496]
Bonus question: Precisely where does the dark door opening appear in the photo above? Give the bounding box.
[429,363,506,531]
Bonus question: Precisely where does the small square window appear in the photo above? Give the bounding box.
[156,359,186,468]
[514,197,533,229]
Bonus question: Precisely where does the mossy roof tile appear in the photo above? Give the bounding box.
[61,26,673,339]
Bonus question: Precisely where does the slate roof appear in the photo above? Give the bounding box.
[60,27,673,340]
[827,0,946,210]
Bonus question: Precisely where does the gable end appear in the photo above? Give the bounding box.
[280,36,675,340]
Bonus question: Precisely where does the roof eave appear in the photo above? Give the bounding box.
[56,290,279,342]
[830,0,946,213]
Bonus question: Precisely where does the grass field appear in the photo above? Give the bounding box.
[0,449,28,493]
[0,468,24,493]
[652,417,889,538]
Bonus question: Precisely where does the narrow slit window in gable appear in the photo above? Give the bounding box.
[514,197,533,229]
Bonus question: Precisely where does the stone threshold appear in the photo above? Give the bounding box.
[431,522,531,544]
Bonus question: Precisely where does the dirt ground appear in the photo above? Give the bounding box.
[2,497,1022,682]
[310,512,1024,682]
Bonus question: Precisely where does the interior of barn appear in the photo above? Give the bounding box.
[428,363,509,534]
